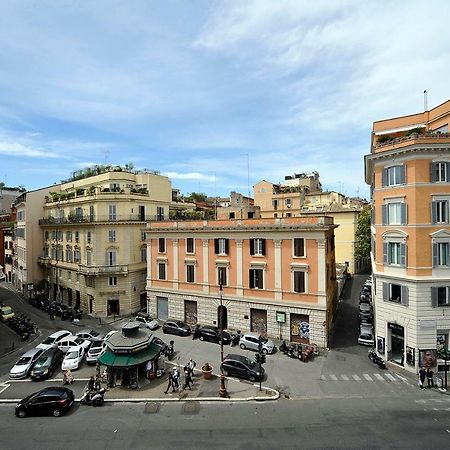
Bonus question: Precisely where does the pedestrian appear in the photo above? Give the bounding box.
[183,366,193,390]
[418,366,426,389]
[88,376,95,391]
[164,372,174,394]
[172,368,180,391]
[426,367,434,388]
[187,358,196,377]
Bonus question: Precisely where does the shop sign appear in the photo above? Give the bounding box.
[276,311,286,323]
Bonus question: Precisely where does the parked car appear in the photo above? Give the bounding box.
[61,345,85,370]
[9,348,44,379]
[30,347,64,381]
[15,387,74,418]
[358,325,375,346]
[359,293,371,304]
[221,354,264,382]
[197,326,230,344]
[103,330,119,341]
[0,305,15,322]
[54,304,72,320]
[239,333,275,354]
[135,313,159,330]
[76,329,103,342]
[57,336,91,354]
[359,315,374,327]
[162,319,191,336]
[36,330,72,351]
[358,303,373,319]
[86,340,105,364]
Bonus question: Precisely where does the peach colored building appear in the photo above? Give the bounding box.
[365,99,450,373]
[145,217,338,347]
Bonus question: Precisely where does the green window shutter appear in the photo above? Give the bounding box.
[400,243,407,267]
[431,201,437,224]
[401,203,407,225]
[382,282,389,301]
[381,168,388,187]
[399,165,406,184]
[431,287,438,307]
[433,243,439,267]
[401,285,409,306]
[430,162,437,182]
[250,239,255,255]
[381,205,387,225]
[383,242,388,265]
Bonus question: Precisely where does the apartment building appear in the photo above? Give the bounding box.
[365,99,450,373]
[38,167,172,317]
[216,191,261,220]
[145,217,338,347]
[254,174,366,274]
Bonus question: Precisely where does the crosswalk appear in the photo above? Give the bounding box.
[320,372,413,385]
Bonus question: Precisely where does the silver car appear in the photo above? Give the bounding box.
[9,348,44,379]
[239,333,275,354]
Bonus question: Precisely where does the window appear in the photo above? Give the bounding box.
[73,249,81,263]
[382,282,409,305]
[249,268,263,289]
[431,161,449,182]
[141,247,147,262]
[218,266,227,286]
[383,241,406,266]
[186,264,195,283]
[433,242,450,267]
[141,231,146,241]
[75,231,79,243]
[89,205,95,221]
[293,270,306,293]
[158,238,166,253]
[66,231,72,242]
[108,230,116,242]
[382,202,407,225]
[250,238,266,256]
[87,231,92,244]
[86,250,92,266]
[272,199,278,210]
[57,230,63,241]
[431,287,450,306]
[285,198,292,208]
[157,207,164,221]
[229,212,235,219]
[109,276,118,286]
[432,200,449,224]
[110,183,120,192]
[86,277,95,288]
[108,204,117,221]
[65,248,73,263]
[293,238,305,257]
[107,250,116,266]
[158,262,166,280]
[382,165,405,187]
[214,238,229,255]
[75,207,83,220]
[186,238,195,254]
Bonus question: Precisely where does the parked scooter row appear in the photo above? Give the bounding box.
[368,349,386,369]
[80,387,106,406]
[279,340,318,362]
[7,313,38,340]
[29,294,83,322]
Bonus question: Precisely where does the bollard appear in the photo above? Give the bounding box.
[98,317,102,325]
[11,342,14,351]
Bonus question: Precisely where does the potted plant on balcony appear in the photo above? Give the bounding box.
[201,362,213,380]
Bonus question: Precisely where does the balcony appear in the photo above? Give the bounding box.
[78,264,129,276]
[39,214,166,225]
[373,131,450,154]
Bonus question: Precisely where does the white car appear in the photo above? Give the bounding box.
[61,345,85,370]
[239,333,275,354]
[86,340,105,364]
[57,336,91,354]
[358,325,375,346]
[9,348,44,379]
[36,330,72,351]
[135,313,159,330]
[76,329,103,342]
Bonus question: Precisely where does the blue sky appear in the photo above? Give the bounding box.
[1,0,450,199]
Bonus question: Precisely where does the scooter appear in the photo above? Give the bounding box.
[230,330,242,347]
[80,387,106,406]
[368,349,386,369]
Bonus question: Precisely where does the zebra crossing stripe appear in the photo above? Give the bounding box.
[363,374,373,381]
[352,374,361,381]
[385,373,397,382]
[341,374,350,381]
[374,373,384,381]
[329,374,338,381]
[320,374,326,381]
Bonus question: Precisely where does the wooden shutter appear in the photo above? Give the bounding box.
[250,239,255,255]
[261,239,266,256]
[381,205,387,225]
[400,243,407,267]
[401,203,407,225]
[381,168,388,187]
[432,243,439,267]
[214,239,219,254]
[430,162,436,182]
[383,242,388,265]
[225,239,229,255]
[249,269,254,288]
[399,165,406,184]
[431,287,438,307]
[382,282,389,301]
[401,285,409,306]
[431,201,437,224]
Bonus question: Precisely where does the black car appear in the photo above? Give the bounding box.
[198,326,230,345]
[221,354,264,382]
[30,347,64,381]
[162,319,191,336]
[152,336,169,354]
[55,304,72,320]
[15,387,74,418]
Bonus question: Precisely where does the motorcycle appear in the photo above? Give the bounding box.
[368,349,386,369]
[80,387,106,406]
[192,325,201,340]
[230,330,242,347]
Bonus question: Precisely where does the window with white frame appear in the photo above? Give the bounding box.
[292,270,306,293]
[86,250,92,266]
[73,249,81,263]
[432,199,449,224]
[249,268,263,289]
[186,264,195,283]
[250,238,265,256]
[218,266,227,286]
[107,250,116,266]
[382,282,409,305]
[383,241,406,266]
[285,198,292,208]
[382,201,407,225]
[215,238,229,255]
[431,161,449,183]
[158,238,166,253]
[108,204,117,221]
[66,231,72,242]
[432,286,450,307]
[186,238,195,254]
[109,230,116,242]
[433,241,450,267]
[109,276,117,286]
[158,262,166,280]
[140,247,147,262]
[382,165,405,187]
[293,238,305,257]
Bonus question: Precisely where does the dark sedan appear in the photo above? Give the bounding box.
[198,326,230,345]
[15,387,74,418]
[162,319,191,336]
[30,347,64,381]
[221,354,264,382]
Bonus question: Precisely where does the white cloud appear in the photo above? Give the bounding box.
[164,172,216,182]
[0,141,60,158]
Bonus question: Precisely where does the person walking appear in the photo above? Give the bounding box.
[172,368,180,391]
[187,358,196,377]
[418,366,426,390]
[426,367,434,388]
[164,372,174,394]
[183,365,193,390]
[88,376,95,391]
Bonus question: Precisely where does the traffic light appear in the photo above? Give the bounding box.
[260,353,266,364]
[255,352,266,365]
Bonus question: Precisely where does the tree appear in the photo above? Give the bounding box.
[354,205,371,261]
[185,192,208,203]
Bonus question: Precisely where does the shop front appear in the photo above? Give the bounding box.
[388,323,404,366]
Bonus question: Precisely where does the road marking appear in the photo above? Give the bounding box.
[340,375,349,381]
[374,373,384,381]
[0,383,10,394]
[384,373,397,382]
[395,373,409,383]
[363,374,373,381]
[352,375,361,381]
[329,374,338,381]
[320,374,326,381]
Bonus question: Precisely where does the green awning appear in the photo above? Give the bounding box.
[98,343,160,367]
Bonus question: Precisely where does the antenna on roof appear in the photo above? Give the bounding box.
[424,90,428,111]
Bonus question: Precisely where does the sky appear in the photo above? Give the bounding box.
[1,0,449,199]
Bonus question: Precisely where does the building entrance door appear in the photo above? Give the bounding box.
[290,314,310,344]
[184,300,198,327]
[156,296,168,320]
[389,323,404,366]
[108,298,120,316]
[250,309,267,336]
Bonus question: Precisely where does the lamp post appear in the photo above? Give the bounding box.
[218,283,227,398]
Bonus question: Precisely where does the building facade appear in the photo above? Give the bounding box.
[216,191,261,220]
[38,168,172,316]
[145,217,338,347]
[365,99,450,373]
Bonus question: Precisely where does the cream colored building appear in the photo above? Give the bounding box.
[254,174,366,274]
[216,191,261,220]
[38,168,172,317]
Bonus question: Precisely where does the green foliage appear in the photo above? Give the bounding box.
[376,134,392,143]
[185,192,208,203]
[405,127,424,136]
[354,205,371,261]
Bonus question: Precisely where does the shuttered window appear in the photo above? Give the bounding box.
[431,286,450,306]
[383,242,407,267]
[382,282,409,306]
[433,242,450,267]
[431,200,449,224]
[293,238,305,257]
[214,238,229,255]
[249,268,263,289]
[382,165,405,187]
[293,271,306,293]
[381,202,407,225]
[430,161,450,182]
[250,238,266,256]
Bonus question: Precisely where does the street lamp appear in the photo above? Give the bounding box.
[218,283,227,398]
